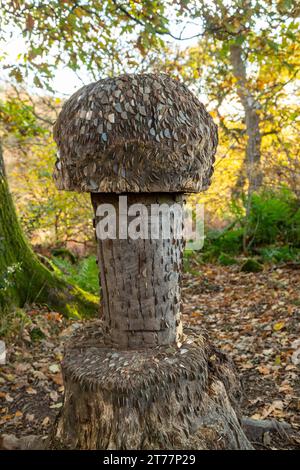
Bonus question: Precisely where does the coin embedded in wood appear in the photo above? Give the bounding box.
[53,73,218,194]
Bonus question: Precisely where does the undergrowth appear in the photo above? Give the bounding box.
[51,255,99,295]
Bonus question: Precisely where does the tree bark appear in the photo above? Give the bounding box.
[51,193,253,450]
[230,44,263,195]
[0,143,98,318]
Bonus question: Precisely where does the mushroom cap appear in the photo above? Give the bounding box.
[53,73,218,193]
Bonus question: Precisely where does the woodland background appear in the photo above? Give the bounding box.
[0,0,299,448]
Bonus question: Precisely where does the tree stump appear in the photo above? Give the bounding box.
[52,322,252,449]
[51,73,253,450]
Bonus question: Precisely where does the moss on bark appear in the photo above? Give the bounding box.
[0,145,98,318]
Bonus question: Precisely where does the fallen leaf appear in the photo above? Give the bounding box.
[25,413,35,422]
[250,413,262,420]
[274,355,281,366]
[32,370,47,381]
[42,416,50,427]
[49,390,58,402]
[50,372,63,386]
[273,321,285,331]
[261,400,284,419]
[49,402,63,409]
[49,364,60,374]
[257,365,271,375]
[0,414,14,424]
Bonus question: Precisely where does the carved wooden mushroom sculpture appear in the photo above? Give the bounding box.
[52,73,252,450]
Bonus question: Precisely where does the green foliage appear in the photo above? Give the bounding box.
[51,255,99,296]
[0,263,22,310]
[183,250,194,271]
[7,133,95,246]
[259,246,300,263]
[0,158,99,318]
[52,248,77,264]
[218,253,237,266]
[241,259,263,273]
[183,249,204,275]
[0,307,31,339]
[203,227,244,261]
[246,190,300,247]
[29,326,46,342]
[0,0,169,88]
[0,97,46,140]
[201,190,300,263]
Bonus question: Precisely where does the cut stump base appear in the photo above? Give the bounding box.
[52,321,252,450]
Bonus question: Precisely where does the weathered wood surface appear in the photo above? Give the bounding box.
[52,322,252,450]
[91,193,184,349]
[53,74,217,194]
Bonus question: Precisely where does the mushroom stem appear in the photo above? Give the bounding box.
[91,193,185,349]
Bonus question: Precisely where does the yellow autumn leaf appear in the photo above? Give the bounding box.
[274,355,281,365]
[273,321,285,331]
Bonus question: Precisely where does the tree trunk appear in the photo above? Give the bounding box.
[230,44,263,195]
[0,143,98,318]
[91,193,184,349]
[52,193,253,450]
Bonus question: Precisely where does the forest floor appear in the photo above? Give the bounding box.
[0,263,300,450]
